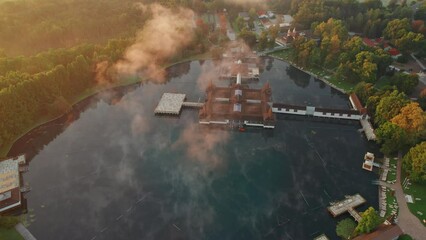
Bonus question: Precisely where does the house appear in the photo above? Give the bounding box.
[388,48,402,59]
[257,10,268,19]
[353,224,403,240]
[238,12,250,21]
[362,37,402,59]
[267,11,275,19]
[0,155,29,215]
[276,28,299,45]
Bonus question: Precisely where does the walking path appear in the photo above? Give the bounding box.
[391,157,426,239]
[15,223,37,240]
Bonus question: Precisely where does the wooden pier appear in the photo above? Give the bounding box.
[327,194,366,222]
[360,119,376,140]
[182,102,204,108]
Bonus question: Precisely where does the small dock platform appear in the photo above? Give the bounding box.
[154,93,186,115]
[154,93,204,115]
[327,194,366,221]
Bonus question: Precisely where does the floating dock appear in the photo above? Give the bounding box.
[327,194,366,222]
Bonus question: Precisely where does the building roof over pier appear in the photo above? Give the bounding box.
[0,155,26,214]
[154,93,186,115]
[199,82,274,124]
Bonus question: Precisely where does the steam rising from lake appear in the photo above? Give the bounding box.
[114,3,195,82]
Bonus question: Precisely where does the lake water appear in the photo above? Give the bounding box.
[10,58,379,240]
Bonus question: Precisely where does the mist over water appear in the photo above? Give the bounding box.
[18,59,378,240]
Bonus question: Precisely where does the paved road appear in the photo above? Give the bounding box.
[392,157,426,239]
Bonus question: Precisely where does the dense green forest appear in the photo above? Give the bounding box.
[0,0,217,156]
[0,0,151,56]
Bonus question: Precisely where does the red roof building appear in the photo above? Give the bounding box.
[363,38,377,47]
[353,224,403,240]
[389,48,401,56]
[349,93,367,115]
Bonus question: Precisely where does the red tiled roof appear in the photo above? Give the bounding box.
[257,10,266,16]
[353,224,403,240]
[375,38,383,43]
[363,38,376,47]
[388,48,401,56]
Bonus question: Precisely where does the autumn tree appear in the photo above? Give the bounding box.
[354,82,376,105]
[355,207,383,234]
[314,18,348,67]
[376,122,410,155]
[403,142,426,182]
[394,31,425,52]
[375,90,409,125]
[238,28,257,48]
[293,0,327,29]
[391,102,426,135]
[383,18,411,40]
[390,73,419,95]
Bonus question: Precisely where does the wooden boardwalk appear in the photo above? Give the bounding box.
[182,102,204,108]
[348,207,363,222]
[360,119,376,140]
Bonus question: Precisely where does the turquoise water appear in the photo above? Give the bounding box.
[12,59,379,239]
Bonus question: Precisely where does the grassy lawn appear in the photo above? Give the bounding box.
[0,228,23,240]
[269,49,292,61]
[404,181,426,226]
[386,158,398,183]
[386,188,398,217]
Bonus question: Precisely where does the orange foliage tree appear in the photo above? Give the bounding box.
[391,102,426,134]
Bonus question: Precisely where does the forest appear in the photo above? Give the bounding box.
[0,0,216,156]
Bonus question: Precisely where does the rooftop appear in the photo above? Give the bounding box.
[0,155,25,194]
[154,93,186,115]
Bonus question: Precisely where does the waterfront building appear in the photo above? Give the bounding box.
[0,155,29,215]
[199,74,275,128]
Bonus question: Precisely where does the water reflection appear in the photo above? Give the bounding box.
[10,59,379,240]
[286,65,311,88]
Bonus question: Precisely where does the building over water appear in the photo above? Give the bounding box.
[221,44,260,81]
[199,74,275,128]
[0,155,29,215]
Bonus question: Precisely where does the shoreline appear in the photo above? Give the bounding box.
[3,56,211,158]
[268,55,348,94]
[3,54,347,158]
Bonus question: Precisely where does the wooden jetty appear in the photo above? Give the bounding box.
[327,194,366,222]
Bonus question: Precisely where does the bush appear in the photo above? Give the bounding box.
[398,234,413,240]
[336,218,356,239]
[0,216,20,229]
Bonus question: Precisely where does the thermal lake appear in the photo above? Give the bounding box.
[10,58,379,240]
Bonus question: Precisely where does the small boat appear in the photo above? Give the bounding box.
[239,127,246,132]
